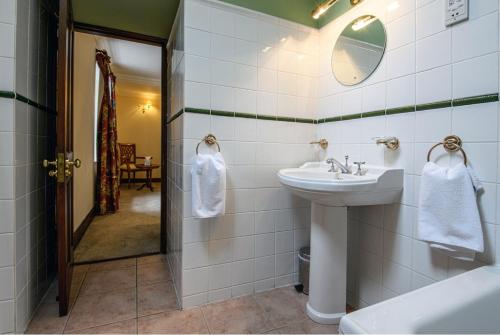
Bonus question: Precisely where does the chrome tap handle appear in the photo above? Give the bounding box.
[344,155,350,168]
[353,161,366,176]
[326,158,336,172]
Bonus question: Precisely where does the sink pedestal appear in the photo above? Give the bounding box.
[307,203,347,324]
[277,162,404,325]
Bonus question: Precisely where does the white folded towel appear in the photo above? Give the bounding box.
[191,152,226,218]
[417,162,483,261]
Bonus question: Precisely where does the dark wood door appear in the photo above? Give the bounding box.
[55,0,76,316]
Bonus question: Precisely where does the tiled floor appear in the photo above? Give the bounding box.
[27,255,339,334]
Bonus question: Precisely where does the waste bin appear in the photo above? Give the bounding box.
[298,246,310,295]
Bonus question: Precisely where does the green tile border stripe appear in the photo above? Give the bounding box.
[385,105,415,115]
[0,90,56,114]
[452,94,499,107]
[416,100,451,111]
[0,90,16,99]
[362,110,385,118]
[167,93,499,125]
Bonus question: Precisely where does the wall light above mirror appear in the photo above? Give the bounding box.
[331,15,386,86]
[311,0,364,20]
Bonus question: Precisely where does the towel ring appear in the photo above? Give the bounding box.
[196,134,221,154]
[427,135,467,165]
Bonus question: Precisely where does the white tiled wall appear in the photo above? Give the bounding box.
[0,0,57,332]
[175,0,500,311]
[179,0,320,308]
[166,1,185,307]
[0,1,17,332]
[317,0,500,308]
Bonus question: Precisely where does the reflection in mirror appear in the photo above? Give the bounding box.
[332,15,386,86]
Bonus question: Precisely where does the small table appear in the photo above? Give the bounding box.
[135,164,160,191]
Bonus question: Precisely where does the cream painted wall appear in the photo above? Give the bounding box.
[115,82,162,179]
[73,32,97,232]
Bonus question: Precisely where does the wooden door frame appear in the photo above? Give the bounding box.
[72,22,168,253]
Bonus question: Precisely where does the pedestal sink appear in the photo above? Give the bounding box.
[278,161,404,324]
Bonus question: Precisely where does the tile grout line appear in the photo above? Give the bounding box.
[62,265,88,333]
[199,304,212,334]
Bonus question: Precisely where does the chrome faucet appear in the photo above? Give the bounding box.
[326,157,351,174]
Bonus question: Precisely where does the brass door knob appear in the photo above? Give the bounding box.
[43,159,58,178]
[66,158,82,169]
[43,159,57,168]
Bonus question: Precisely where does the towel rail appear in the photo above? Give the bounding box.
[427,135,467,165]
[196,134,221,154]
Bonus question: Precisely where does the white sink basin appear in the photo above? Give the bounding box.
[278,162,404,206]
[277,161,404,325]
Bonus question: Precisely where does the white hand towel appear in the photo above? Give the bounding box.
[191,152,226,218]
[417,162,483,261]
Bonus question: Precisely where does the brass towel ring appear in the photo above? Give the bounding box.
[427,135,467,165]
[196,134,221,154]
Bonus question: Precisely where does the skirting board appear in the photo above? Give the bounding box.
[73,205,97,248]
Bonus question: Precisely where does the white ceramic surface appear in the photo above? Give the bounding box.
[339,266,500,333]
[277,161,404,324]
[278,162,404,206]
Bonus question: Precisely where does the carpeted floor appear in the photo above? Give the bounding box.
[74,183,161,263]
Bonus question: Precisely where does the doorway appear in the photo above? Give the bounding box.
[71,30,165,263]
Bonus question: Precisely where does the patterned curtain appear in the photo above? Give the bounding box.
[96,49,120,214]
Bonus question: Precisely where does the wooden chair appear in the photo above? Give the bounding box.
[118,143,148,188]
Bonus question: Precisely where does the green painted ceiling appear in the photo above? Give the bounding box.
[72,0,181,38]
[72,0,354,39]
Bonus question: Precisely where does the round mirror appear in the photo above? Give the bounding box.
[331,15,386,86]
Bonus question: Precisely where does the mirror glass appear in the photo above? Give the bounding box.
[331,15,386,86]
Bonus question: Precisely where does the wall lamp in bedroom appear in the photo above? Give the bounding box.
[138,102,152,114]
[311,0,363,20]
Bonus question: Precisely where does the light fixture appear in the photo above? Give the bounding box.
[387,1,400,11]
[311,0,363,19]
[138,103,152,114]
[311,0,337,20]
[262,46,271,53]
[351,15,377,31]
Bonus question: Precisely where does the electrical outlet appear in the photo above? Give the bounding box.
[445,0,469,26]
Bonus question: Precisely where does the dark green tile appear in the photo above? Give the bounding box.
[324,116,342,123]
[234,112,257,119]
[167,109,184,124]
[211,110,235,117]
[416,100,451,111]
[385,105,415,115]
[276,116,295,122]
[0,90,15,99]
[184,107,210,115]
[15,94,29,104]
[341,113,362,120]
[317,118,326,124]
[452,94,499,107]
[362,110,385,118]
[257,114,277,121]
[295,117,315,124]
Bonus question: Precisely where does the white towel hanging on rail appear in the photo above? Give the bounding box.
[417,162,483,261]
[191,152,226,218]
